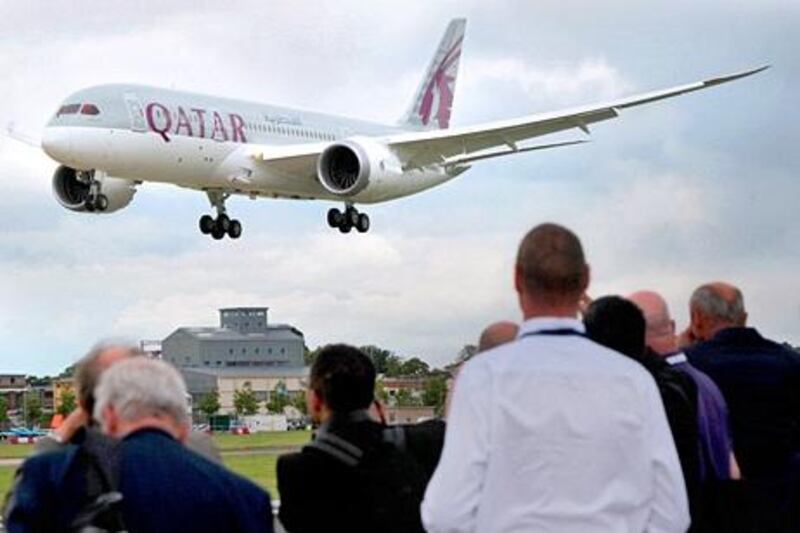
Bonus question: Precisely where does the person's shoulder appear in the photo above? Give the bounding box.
[21,443,80,481]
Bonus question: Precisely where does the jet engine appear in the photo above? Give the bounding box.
[316,137,403,200]
[52,165,137,213]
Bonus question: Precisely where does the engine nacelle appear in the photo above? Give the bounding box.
[316,137,403,200]
[52,166,137,213]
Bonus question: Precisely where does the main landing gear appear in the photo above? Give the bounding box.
[81,170,109,212]
[327,204,370,234]
[199,191,242,240]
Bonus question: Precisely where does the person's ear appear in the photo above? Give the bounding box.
[581,264,591,293]
[307,389,323,416]
[514,263,524,295]
[176,423,189,443]
[102,405,119,437]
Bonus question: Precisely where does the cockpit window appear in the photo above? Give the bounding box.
[57,104,80,116]
[80,104,100,116]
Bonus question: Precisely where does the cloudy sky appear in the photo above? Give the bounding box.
[0,0,797,375]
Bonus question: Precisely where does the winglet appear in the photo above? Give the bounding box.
[703,65,770,88]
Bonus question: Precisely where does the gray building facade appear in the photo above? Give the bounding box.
[162,307,305,369]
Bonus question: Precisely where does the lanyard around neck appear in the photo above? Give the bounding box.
[520,328,585,339]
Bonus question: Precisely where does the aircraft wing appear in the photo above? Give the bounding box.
[382,66,768,170]
[243,66,766,180]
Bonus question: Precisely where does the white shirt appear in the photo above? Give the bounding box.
[421,317,689,533]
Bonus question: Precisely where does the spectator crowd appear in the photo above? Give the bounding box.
[3,222,799,532]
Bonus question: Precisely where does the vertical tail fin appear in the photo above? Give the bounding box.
[400,18,466,130]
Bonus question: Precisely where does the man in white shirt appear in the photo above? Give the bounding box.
[421,223,689,533]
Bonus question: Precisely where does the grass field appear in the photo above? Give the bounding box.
[223,454,279,495]
[212,430,311,451]
[0,431,311,498]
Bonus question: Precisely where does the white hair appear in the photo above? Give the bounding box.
[93,357,190,428]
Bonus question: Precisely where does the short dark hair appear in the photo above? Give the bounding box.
[584,296,646,358]
[310,344,376,413]
[516,223,587,304]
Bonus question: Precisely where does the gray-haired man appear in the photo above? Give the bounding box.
[6,358,274,532]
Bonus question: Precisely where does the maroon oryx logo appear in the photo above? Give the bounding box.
[418,36,463,128]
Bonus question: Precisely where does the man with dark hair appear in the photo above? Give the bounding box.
[684,282,800,531]
[585,295,705,530]
[423,223,688,533]
[583,295,647,357]
[277,344,427,533]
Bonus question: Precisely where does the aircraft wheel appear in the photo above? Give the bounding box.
[356,213,370,233]
[347,208,360,227]
[216,214,230,232]
[338,223,352,234]
[94,194,109,212]
[85,198,96,212]
[199,215,215,234]
[211,226,226,240]
[327,208,343,228]
[228,219,242,239]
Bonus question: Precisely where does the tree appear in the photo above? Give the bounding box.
[56,390,77,417]
[304,345,322,366]
[383,355,404,377]
[24,395,42,427]
[395,388,421,407]
[198,390,221,419]
[233,385,259,416]
[422,375,449,416]
[290,392,307,415]
[400,357,430,376]
[267,380,291,414]
[360,345,394,374]
[374,377,389,404]
[455,344,478,365]
[0,396,9,425]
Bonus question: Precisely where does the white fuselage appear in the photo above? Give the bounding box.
[42,84,456,204]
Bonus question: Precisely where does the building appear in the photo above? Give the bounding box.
[384,405,436,425]
[163,307,308,418]
[382,376,429,404]
[52,378,75,413]
[183,367,307,416]
[0,374,27,415]
[163,307,305,369]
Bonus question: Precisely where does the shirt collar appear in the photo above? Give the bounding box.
[518,317,586,338]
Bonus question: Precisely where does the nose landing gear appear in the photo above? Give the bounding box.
[200,191,242,240]
[327,204,370,234]
[80,170,109,212]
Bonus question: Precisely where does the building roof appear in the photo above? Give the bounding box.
[173,324,302,342]
[181,366,309,379]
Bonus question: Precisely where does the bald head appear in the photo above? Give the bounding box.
[628,290,676,355]
[689,282,747,341]
[515,223,589,314]
[478,321,519,353]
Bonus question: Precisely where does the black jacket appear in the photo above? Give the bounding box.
[277,413,432,533]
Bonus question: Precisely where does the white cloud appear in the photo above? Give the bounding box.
[464,57,634,108]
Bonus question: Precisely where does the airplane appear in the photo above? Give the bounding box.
[12,18,765,240]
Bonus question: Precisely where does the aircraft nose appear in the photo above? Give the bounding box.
[41,127,72,162]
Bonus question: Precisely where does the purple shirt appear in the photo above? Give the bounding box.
[667,353,734,480]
